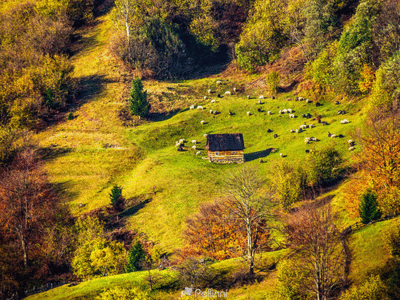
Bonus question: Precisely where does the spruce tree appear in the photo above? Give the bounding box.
[109,185,123,208]
[126,240,146,272]
[359,190,382,224]
[129,78,150,118]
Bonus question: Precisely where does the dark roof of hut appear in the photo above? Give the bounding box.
[205,133,245,151]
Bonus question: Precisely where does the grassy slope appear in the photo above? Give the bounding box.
[22,1,396,299]
[33,0,364,253]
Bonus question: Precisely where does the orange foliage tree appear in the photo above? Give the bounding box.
[355,110,400,215]
[182,198,270,261]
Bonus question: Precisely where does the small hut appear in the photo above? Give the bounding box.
[205,133,245,164]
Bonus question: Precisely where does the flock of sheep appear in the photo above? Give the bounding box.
[176,80,355,159]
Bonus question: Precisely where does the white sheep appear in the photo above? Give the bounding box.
[247,111,251,116]
[341,119,349,124]
[288,108,292,113]
[196,151,201,155]
[203,134,208,138]
[290,129,295,133]
[192,145,196,149]
[258,100,262,104]
[259,95,264,99]
[197,106,204,110]
[208,89,213,94]
[190,105,195,110]
[191,140,197,144]
[331,134,337,138]
[280,153,283,158]
[305,99,310,103]
[309,124,315,128]
[310,137,317,141]
[267,111,272,115]
[179,139,185,143]
[216,80,222,85]
[282,109,288,113]
[210,99,216,103]
[304,137,310,144]
[299,97,304,101]
[225,91,231,95]
[200,120,205,125]
[233,87,237,92]
[204,96,208,100]
[348,146,355,151]
[279,110,282,114]
[289,114,295,118]
[295,129,299,133]
[347,139,354,144]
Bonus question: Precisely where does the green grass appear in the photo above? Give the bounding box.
[26,250,289,300]
[32,3,366,253]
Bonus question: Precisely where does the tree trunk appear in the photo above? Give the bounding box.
[20,233,28,268]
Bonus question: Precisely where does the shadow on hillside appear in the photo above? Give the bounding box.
[52,181,80,203]
[245,148,273,162]
[149,109,182,122]
[37,146,72,162]
[119,199,151,218]
[278,80,299,93]
[94,0,115,18]
[76,74,113,103]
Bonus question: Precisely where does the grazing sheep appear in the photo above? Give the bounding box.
[290,129,295,133]
[258,100,262,104]
[289,114,295,118]
[282,109,288,113]
[310,137,317,141]
[216,80,222,85]
[247,95,251,99]
[204,96,208,100]
[247,111,252,116]
[200,120,205,125]
[210,99,216,103]
[190,105,195,110]
[305,149,310,153]
[295,129,299,133]
[192,145,196,149]
[348,139,355,146]
[340,119,349,124]
[322,121,328,126]
[196,151,201,156]
[331,134,337,138]
[228,110,233,116]
[177,144,184,151]
[267,128,273,133]
[309,124,315,128]
[337,110,346,115]
[191,140,197,144]
[197,106,204,110]
[279,110,282,114]
[217,93,222,98]
[267,111,272,115]
[328,132,332,137]
[225,91,231,95]
[305,99,310,103]
[295,97,299,101]
[233,87,237,92]
[210,109,213,114]
[304,137,310,144]
[300,124,307,130]
[299,97,304,101]
[257,108,262,112]
[208,89,213,94]
[274,134,278,138]
[280,153,283,157]
[288,108,292,113]
[259,158,264,163]
[259,95,265,99]
[348,146,355,151]
[203,134,208,138]
[179,139,185,144]
[316,102,321,107]
[335,101,340,105]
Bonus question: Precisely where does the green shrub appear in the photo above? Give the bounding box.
[266,71,280,95]
[67,112,74,120]
[359,190,381,224]
[129,78,150,118]
[307,146,342,187]
[340,275,390,300]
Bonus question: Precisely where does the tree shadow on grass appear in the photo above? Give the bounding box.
[244,148,274,162]
[37,146,72,162]
[149,109,182,122]
[119,198,151,218]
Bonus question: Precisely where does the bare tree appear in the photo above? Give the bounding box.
[285,204,344,300]
[223,165,273,276]
[0,149,58,268]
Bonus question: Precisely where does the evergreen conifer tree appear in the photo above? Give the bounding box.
[359,190,382,224]
[126,240,146,272]
[129,78,150,118]
[109,185,123,208]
